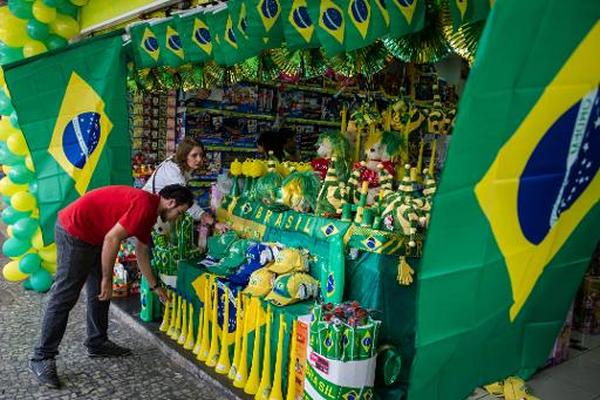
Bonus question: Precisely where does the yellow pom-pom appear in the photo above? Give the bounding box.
[230,159,242,176]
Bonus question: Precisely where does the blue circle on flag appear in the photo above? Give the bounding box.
[168,34,182,50]
[143,37,158,52]
[377,0,387,9]
[322,8,343,31]
[518,87,599,244]
[195,28,211,44]
[62,112,101,169]
[240,17,248,33]
[293,6,311,28]
[351,0,369,23]
[261,0,279,19]
[327,273,335,294]
[398,0,414,6]
[227,28,237,44]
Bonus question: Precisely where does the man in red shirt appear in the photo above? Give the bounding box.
[29,184,194,389]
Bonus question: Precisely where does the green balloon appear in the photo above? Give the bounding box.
[8,164,34,184]
[2,237,31,258]
[27,20,50,41]
[13,217,39,241]
[1,206,31,225]
[58,2,78,18]
[30,268,53,292]
[28,181,39,195]
[0,91,14,116]
[9,111,19,129]
[0,145,24,166]
[45,35,68,51]
[42,0,64,7]
[3,195,12,204]
[8,0,34,19]
[22,277,33,290]
[0,46,23,66]
[19,253,42,274]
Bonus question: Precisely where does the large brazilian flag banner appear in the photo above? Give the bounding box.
[409,1,599,400]
[3,33,131,244]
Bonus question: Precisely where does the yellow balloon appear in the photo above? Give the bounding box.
[6,131,29,156]
[32,228,44,249]
[7,225,14,238]
[38,243,57,263]
[2,165,11,175]
[32,0,57,24]
[2,260,29,282]
[11,191,37,212]
[42,260,57,274]
[70,0,89,6]
[23,40,48,58]
[31,208,40,219]
[25,156,35,172]
[0,119,19,141]
[0,9,29,47]
[0,177,28,196]
[49,14,79,40]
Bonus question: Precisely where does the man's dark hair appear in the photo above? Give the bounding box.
[158,184,194,207]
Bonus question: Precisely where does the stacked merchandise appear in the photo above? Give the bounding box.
[574,244,600,334]
[112,240,140,298]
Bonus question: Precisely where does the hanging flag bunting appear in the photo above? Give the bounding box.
[207,8,247,66]
[282,0,320,50]
[229,0,267,59]
[129,23,160,68]
[410,1,600,399]
[152,19,186,67]
[175,12,214,64]
[3,33,130,242]
[372,0,390,28]
[243,0,284,49]
[449,0,491,31]
[308,0,346,57]
[344,0,388,51]
[387,0,425,38]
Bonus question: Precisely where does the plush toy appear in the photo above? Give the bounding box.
[279,170,320,213]
[348,130,405,204]
[311,131,351,182]
[315,157,348,217]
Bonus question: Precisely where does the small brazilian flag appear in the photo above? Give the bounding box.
[228,0,267,59]
[282,0,320,50]
[308,0,347,57]
[2,33,131,243]
[386,0,425,39]
[344,0,388,51]
[206,8,247,66]
[129,22,160,68]
[410,1,600,400]
[152,19,186,67]
[175,12,213,64]
[449,0,492,31]
[243,0,284,48]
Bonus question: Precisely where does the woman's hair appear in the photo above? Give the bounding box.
[257,128,294,161]
[174,137,205,172]
[158,184,194,207]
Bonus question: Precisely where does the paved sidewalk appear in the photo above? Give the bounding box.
[0,275,229,400]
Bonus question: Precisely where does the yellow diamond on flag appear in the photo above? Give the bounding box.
[394,0,418,25]
[257,0,282,33]
[48,72,113,196]
[289,0,315,43]
[475,22,600,321]
[348,0,371,40]
[166,25,185,60]
[361,236,382,251]
[192,17,212,55]
[140,27,160,62]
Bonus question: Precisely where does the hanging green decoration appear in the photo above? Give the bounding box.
[328,41,390,78]
[270,47,328,80]
[238,51,280,82]
[382,0,452,64]
[154,66,181,91]
[179,64,205,91]
[440,1,484,65]
[135,68,158,92]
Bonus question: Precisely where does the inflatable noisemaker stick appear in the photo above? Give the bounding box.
[415,138,425,181]
[216,287,232,374]
[192,307,205,355]
[384,105,392,131]
[244,298,264,395]
[197,281,212,361]
[285,321,298,400]
[234,296,252,388]
[167,292,180,338]
[256,305,273,400]
[170,293,183,340]
[178,298,188,345]
[206,282,221,367]
[184,301,195,350]
[353,180,369,224]
[269,314,286,400]
[428,138,437,174]
[229,292,243,380]
[340,105,347,133]
[159,291,172,333]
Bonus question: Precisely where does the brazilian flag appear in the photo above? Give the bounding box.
[281,0,320,50]
[175,12,214,64]
[448,0,492,31]
[344,0,388,51]
[409,1,600,400]
[206,8,248,66]
[308,0,347,57]
[243,0,284,48]
[386,0,425,39]
[152,18,186,67]
[129,22,160,68]
[228,0,268,59]
[2,33,131,244]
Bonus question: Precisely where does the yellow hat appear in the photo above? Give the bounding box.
[265,273,320,306]
[267,248,310,275]
[243,268,276,297]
